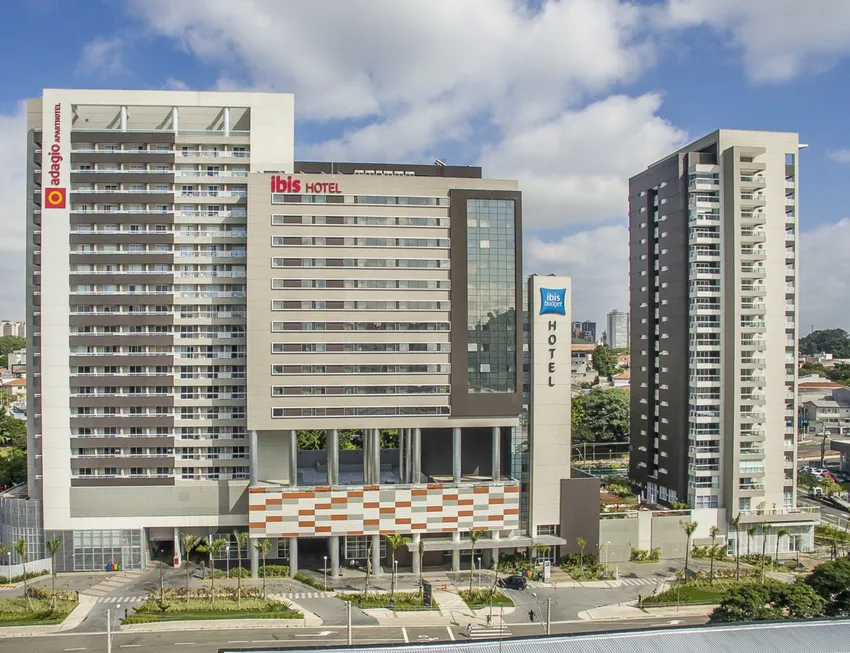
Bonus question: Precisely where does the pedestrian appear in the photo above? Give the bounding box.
[529,609,535,622]
[486,614,492,627]
[467,623,472,637]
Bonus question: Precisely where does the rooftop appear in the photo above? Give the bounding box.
[223,620,850,653]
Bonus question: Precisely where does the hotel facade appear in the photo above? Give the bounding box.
[15,89,575,574]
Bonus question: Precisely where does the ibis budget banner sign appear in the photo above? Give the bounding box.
[539,288,566,316]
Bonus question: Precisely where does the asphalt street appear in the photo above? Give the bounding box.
[0,618,709,653]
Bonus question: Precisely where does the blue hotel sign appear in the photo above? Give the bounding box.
[539,288,566,316]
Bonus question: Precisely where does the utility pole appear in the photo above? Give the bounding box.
[106,608,112,653]
[546,598,551,636]
[347,598,352,645]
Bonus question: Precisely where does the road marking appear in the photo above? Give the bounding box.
[294,631,335,638]
[174,644,195,646]
[64,649,87,652]
[668,620,682,625]
[446,625,456,641]
[228,642,249,644]
[402,627,409,643]
[252,641,280,644]
[418,635,439,642]
[120,646,142,648]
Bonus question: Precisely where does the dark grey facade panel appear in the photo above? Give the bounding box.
[70,173,176,185]
[70,131,177,144]
[293,161,482,179]
[70,477,175,487]
[448,189,522,418]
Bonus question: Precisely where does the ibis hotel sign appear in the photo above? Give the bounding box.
[271,174,341,195]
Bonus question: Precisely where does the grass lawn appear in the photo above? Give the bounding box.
[337,592,436,611]
[122,597,303,624]
[458,588,513,609]
[643,580,751,605]
[0,598,77,626]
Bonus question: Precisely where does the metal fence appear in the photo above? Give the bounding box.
[0,556,51,580]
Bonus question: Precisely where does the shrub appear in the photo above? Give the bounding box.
[26,587,79,602]
[458,588,512,606]
[0,570,50,584]
[293,572,330,591]
[229,566,250,578]
[630,548,648,562]
[605,483,634,498]
[337,591,435,610]
[259,564,290,578]
[648,547,661,562]
[497,552,534,573]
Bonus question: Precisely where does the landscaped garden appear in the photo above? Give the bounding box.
[337,591,436,610]
[122,589,303,624]
[458,588,513,608]
[0,589,78,626]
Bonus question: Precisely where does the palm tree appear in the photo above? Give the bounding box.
[577,537,587,570]
[760,523,772,583]
[383,534,412,597]
[708,526,720,585]
[363,540,373,598]
[14,540,32,610]
[730,514,742,581]
[233,530,249,605]
[252,539,272,599]
[746,527,756,557]
[181,533,200,601]
[775,528,790,568]
[680,520,698,580]
[45,536,62,611]
[417,538,425,596]
[468,529,485,591]
[198,537,228,603]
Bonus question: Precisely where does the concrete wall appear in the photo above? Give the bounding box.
[559,477,600,555]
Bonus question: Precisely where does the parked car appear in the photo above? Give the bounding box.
[498,575,528,590]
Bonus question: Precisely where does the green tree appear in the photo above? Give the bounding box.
[197,537,228,602]
[825,589,850,617]
[761,524,772,583]
[181,533,200,600]
[730,514,742,582]
[591,344,617,380]
[418,538,425,596]
[800,329,850,357]
[253,538,272,599]
[775,529,790,567]
[0,337,25,357]
[0,448,27,487]
[45,536,62,610]
[710,581,824,623]
[0,415,27,450]
[469,529,484,591]
[384,534,411,597]
[233,530,249,604]
[571,387,630,443]
[797,470,820,489]
[14,540,32,610]
[805,557,850,604]
[577,537,587,570]
[747,527,756,556]
[681,520,698,578]
[708,526,720,584]
[297,429,325,450]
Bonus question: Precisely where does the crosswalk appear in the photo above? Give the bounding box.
[619,577,669,586]
[468,627,512,640]
[279,591,332,600]
[93,595,147,604]
[90,591,332,604]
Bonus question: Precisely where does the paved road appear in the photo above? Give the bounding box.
[799,496,850,527]
[0,618,709,653]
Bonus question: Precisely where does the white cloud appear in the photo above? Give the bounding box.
[800,219,850,331]
[525,224,629,326]
[826,148,850,164]
[127,0,655,154]
[663,0,850,81]
[163,77,190,91]
[481,93,687,228]
[0,104,27,320]
[77,36,125,78]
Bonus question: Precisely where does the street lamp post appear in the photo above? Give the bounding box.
[477,556,482,588]
[393,560,398,595]
[226,544,230,578]
[605,541,610,566]
[323,555,328,591]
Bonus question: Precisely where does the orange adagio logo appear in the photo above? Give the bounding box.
[45,188,66,209]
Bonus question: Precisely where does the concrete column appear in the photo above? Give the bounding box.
[173,527,182,566]
[249,539,259,579]
[491,530,501,569]
[330,535,340,578]
[413,428,422,484]
[452,427,462,483]
[289,537,299,576]
[373,429,382,484]
[411,533,421,576]
[328,429,339,486]
[171,106,179,132]
[249,430,259,485]
[371,534,382,576]
[289,430,298,487]
[491,426,501,481]
[451,531,461,572]
[362,429,371,484]
[223,107,231,137]
[398,429,406,484]
[119,106,128,132]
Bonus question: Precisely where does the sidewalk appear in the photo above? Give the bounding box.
[577,601,714,621]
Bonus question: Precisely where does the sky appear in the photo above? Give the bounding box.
[1,0,849,333]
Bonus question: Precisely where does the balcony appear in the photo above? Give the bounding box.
[741,247,767,261]
[740,229,767,244]
[740,321,766,331]
[741,266,766,279]
[740,192,766,207]
[739,174,766,188]
[740,303,766,313]
[740,212,767,226]
[689,210,720,225]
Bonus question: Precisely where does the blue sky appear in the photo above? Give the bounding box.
[1,0,849,331]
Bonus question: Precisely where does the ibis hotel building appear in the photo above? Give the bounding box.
[17,88,576,574]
